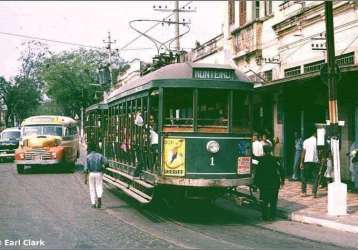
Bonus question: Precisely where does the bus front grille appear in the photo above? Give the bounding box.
[24,149,52,160]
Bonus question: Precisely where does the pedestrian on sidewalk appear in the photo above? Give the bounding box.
[252,132,264,158]
[255,144,285,221]
[291,131,303,181]
[252,132,264,193]
[261,131,273,147]
[84,143,109,208]
[273,136,282,161]
[323,150,334,185]
[300,130,320,198]
[349,141,358,192]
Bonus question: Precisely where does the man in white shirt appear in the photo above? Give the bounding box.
[300,131,320,197]
[252,133,264,158]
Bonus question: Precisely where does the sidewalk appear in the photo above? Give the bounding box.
[238,180,358,234]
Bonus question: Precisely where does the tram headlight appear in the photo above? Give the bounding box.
[206,140,220,154]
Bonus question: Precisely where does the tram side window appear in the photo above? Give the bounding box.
[163,88,193,129]
[233,91,250,133]
[198,89,228,130]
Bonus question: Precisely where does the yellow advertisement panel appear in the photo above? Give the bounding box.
[163,138,185,176]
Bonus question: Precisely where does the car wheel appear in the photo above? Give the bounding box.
[17,165,24,174]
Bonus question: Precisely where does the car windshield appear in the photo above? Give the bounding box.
[23,126,63,137]
[1,131,21,140]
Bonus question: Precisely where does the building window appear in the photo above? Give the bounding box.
[264,0,272,16]
[263,70,273,81]
[253,0,260,20]
[239,0,247,27]
[284,66,301,78]
[228,0,235,25]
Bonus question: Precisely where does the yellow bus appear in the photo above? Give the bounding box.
[15,115,79,174]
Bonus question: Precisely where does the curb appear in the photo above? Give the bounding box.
[289,212,358,234]
[238,195,358,235]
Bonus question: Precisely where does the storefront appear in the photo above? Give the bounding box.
[254,66,358,181]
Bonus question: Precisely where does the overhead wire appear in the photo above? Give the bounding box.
[0,31,177,52]
[117,0,193,52]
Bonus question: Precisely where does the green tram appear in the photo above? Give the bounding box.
[85,63,253,204]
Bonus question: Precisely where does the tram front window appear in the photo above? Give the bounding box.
[163,88,193,131]
[232,91,250,133]
[198,89,228,131]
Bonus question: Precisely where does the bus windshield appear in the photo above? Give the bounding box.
[23,125,63,137]
[1,131,21,140]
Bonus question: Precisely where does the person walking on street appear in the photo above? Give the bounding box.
[255,144,285,221]
[300,131,320,198]
[291,131,303,181]
[84,143,109,208]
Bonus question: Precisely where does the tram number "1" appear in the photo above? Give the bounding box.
[210,156,215,166]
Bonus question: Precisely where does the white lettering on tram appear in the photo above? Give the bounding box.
[194,70,233,80]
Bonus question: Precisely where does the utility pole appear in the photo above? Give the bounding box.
[153,0,196,52]
[324,1,347,216]
[174,0,180,51]
[103,32,116,87]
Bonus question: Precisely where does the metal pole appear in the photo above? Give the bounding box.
[325,1,347,216]
[175,0,180,51]
[81,107,84,142]
[103,32,116,88]
[325,2,338,126]
[108,32,113,88]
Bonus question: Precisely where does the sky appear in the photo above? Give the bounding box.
[0,1,225,80]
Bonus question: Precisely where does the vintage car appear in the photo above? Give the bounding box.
[0,127,21,162]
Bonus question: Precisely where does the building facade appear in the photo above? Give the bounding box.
[224,0,358,180]
[188,1,358,180]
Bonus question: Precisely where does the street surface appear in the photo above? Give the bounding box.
[0,162,357,249]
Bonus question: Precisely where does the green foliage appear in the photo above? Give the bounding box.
[40,48,127,118]
[33,99,64,116]
[0,75,41,126]
[1,40,128,125]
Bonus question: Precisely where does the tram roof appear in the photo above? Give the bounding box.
[90,63,252,110]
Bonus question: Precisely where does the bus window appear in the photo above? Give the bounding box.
[233,91,250,133]
[198,89,228,132]
[23,126,63,137]
[163,88,193,131]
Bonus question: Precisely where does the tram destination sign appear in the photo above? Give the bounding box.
[193,68,235,80]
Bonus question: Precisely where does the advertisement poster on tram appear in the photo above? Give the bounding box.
[163,138,186,177]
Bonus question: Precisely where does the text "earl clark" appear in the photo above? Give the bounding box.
[1,239,45,247]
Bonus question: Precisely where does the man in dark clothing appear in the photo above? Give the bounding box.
[255,144,285,220]
[84,143,109,208]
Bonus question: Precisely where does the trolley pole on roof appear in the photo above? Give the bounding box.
[324,1,347,216]
[103,31,116,87]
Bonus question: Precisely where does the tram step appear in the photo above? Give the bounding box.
[106,167,154,189]
[103,174,150,204]
[104,173,152,201]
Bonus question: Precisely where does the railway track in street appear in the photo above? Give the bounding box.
[104,183,353,250]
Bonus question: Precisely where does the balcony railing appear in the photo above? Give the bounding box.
[336,52,355,67]
[304,60,325,73]
[191,34,223,62]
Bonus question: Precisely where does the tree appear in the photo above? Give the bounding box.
[0,76,41,126]
[40,48,127,118]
